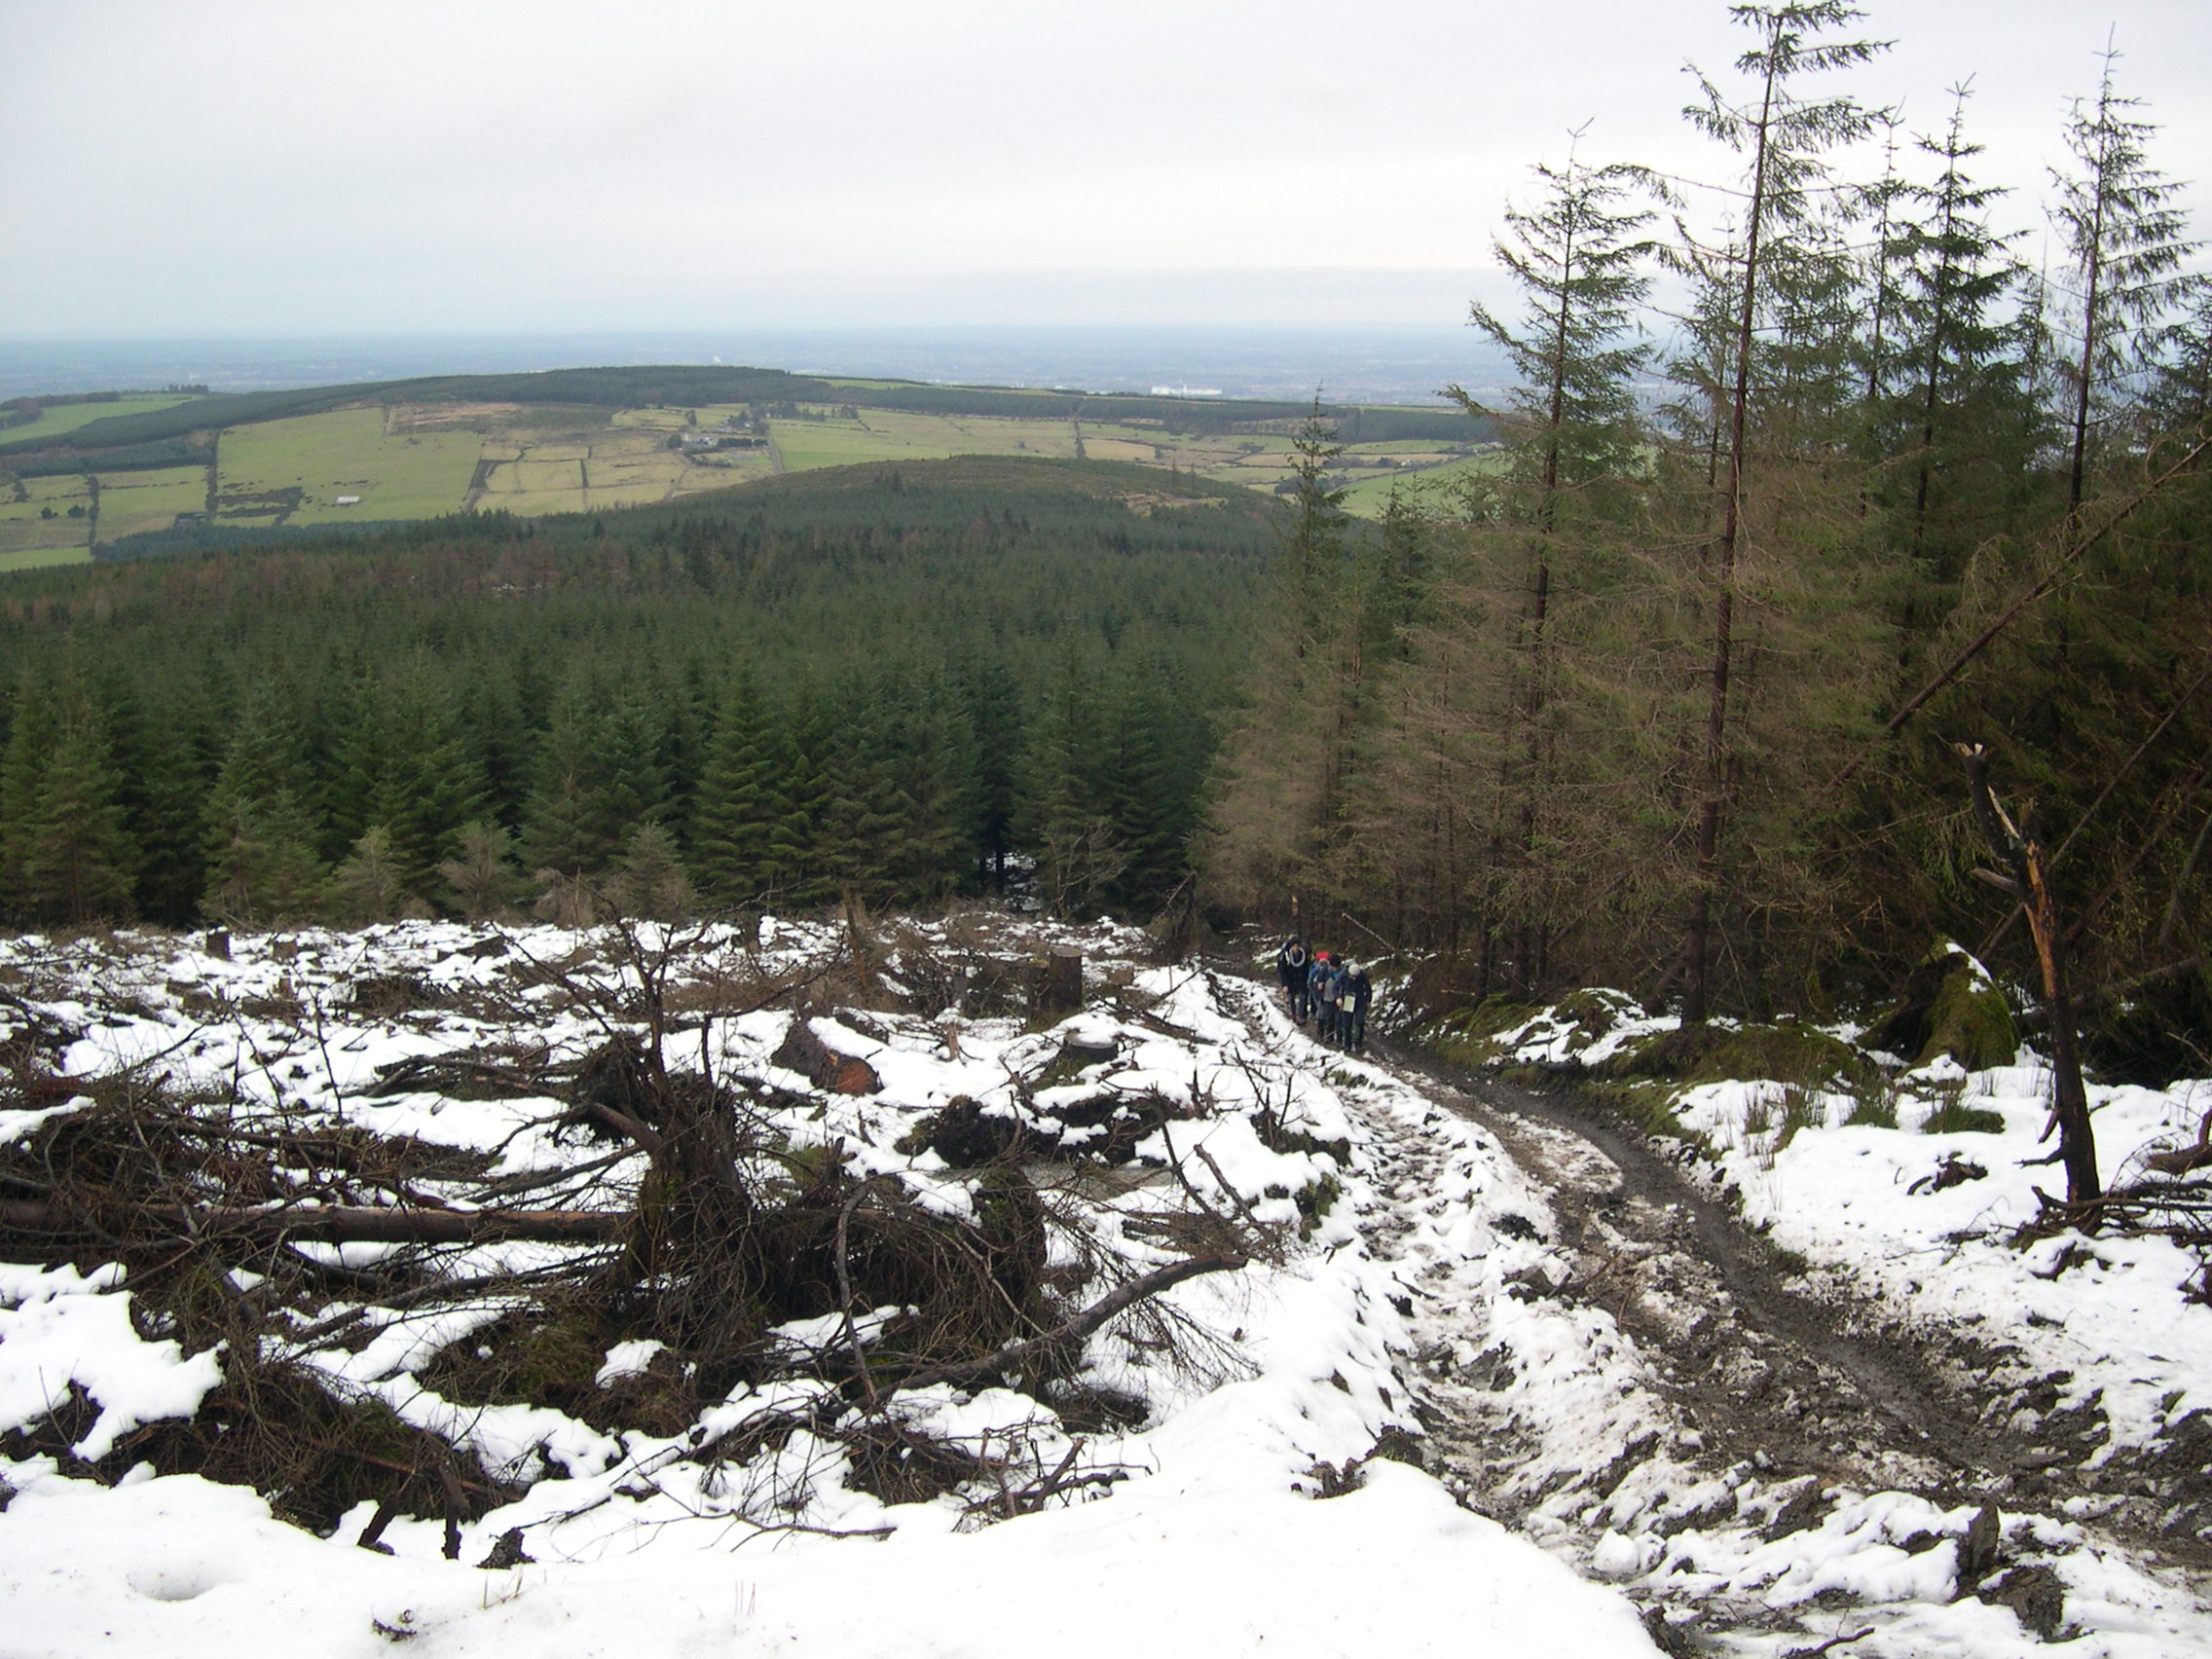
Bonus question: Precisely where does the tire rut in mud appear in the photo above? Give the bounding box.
[1365,1033,2212,1598]
[1382,1040,2004,1492]
[1208,965,2212,1648]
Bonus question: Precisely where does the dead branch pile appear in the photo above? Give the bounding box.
[0,917,1252,1545]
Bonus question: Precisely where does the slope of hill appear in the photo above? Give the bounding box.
[0,457,1279,929]
[0,364,1489,569]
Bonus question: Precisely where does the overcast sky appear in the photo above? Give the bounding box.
[4,0,2206,339]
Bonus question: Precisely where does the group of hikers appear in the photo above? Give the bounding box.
[1274,935,1372,1052]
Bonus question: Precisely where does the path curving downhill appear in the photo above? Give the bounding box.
[1208,962,2212,1656]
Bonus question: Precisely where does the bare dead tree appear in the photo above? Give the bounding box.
[1959,744,2099,1204]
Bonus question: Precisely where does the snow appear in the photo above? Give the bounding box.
[6,920,2212,1655]
[0,1264,226,1461]
[1678,1053,2212,1457]
[0,919,1668,1656]
[0,1459,1653,1658]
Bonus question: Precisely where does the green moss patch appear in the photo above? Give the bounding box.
[1602,1021,1871,1093]
[1920,1099,2008,1135]
[1865,942,2017,1070]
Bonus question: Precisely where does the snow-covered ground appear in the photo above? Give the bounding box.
[5,921,2210,1656]
[0,918,1655,1658]
[1450,992,2212,1654]
[1471,993,2212,1468]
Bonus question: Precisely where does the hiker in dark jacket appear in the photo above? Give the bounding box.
[1343,959,1372,1052]
[1306,954,1331,1043]
[1276,936,1311,1022]
[1312,953,1344,1046]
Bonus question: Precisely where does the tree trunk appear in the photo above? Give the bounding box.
[1962,746,2099,1204]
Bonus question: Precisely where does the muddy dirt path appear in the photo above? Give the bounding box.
[1208,965,2211,1651]
[1382,1040,2005,1489]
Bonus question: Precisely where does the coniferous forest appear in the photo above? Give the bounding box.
[5,3,2212,1070]
[0,460,1272,930]
[1203,6,2212,1061]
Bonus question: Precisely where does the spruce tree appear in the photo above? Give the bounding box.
[2050,42,2202,509]
[18,678,136,925]
[437,821,523,921]
[1673,0,1890,1021]
[609,820,695,920]
[202,685,326,924]
[1455,138,1655,990]
[1888,86,2032,583]
[0,670,59,915]
[687,671,789,906]
[328,826,408,923]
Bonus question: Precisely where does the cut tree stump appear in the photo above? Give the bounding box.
[1032,948,1083,1017]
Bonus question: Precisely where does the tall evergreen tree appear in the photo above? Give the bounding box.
[1888,86,2032,582]
[1673,0,1890,1021]
[202,685,326,925]
[2049,42,2202,508]
[13,670,136,925]
[1454,139,1655,990]
[688,671,790,906]
[0,670,60,914]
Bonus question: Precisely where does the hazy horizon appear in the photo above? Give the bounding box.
[6,1,2206,343]
[0,325,1512,406]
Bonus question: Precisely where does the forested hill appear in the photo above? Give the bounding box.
[0,362,1482,564]
[0,458,1282,930]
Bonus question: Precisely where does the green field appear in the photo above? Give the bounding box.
[218,406,481,524]
[90,465,209,541]
[1339,451,1504,515]
[0,394,200,446]
[0,544,92,571]
[0,475,94,559]
[470,417,767,513]
[0,368,1493,565]
[752,410,1479,518]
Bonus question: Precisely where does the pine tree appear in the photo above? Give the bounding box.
[765,684,832,906]
[376,671,487,898]
[687,671,790,906]
[18,677,136,925]
[2050,42,2203,509]
[0,669,59,915]
[1281,399,1348,661]
[1673,0,1890,1021]
[202,685,325,925]
[1198,402,1361,917]
[1020,660,1128,917]
[1098,674,1186,913]
[103,685,213,927]
[955,657,1023,889]
[523,683,665,879]
[1888,85,2032,583]
[437,821,523,921]
[609,820,695,920]
[328,826,408,923]
[1454,138,1656,990]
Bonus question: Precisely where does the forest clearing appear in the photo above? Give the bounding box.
[4,915,2212,1656]
[7,0,2212,1651]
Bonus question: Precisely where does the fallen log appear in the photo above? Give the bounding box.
[882,1250,1247,1397]
[0,1198,626,1245]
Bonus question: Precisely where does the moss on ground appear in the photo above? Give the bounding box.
[1602,1020,1873,1093]
[1920,1098,2008,1135]
[1865,941,2017,1070]
[1426,997,1544,1067]
[1921,961,2017,1070]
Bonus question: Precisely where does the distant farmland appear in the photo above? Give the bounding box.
[0,365,1490,569]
